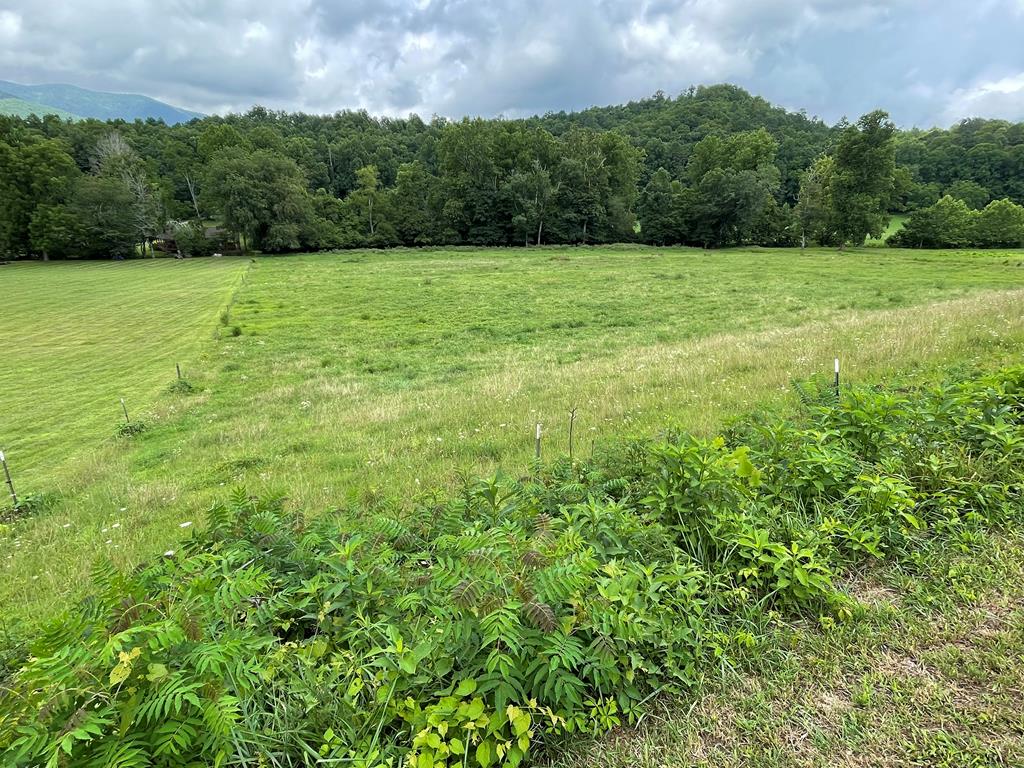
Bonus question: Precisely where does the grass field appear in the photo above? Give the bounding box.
[3,246,1024,624]
[0,258,248,480]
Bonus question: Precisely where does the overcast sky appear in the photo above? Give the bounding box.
[1,0,1023,127]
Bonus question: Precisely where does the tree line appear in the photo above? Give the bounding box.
[2,84,1024,259]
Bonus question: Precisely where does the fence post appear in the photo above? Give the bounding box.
[0,450,17,508]
[535,423,542,460]
[568,407,577,461]
[120,397,130,424]
[834,357,840,399]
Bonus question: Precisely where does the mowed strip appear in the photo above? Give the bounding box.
[0,258,249,484]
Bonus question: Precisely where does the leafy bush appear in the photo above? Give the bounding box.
[892,195,1024,248]
[166,378,195,394]
[0,491,50,523]
[172,221,218,258]
[115,420,147,438]
[2,366,1022,767]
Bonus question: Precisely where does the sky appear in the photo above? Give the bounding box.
[1,0,1024,127]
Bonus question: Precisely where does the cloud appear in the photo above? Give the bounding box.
[0,0,1022,126]
[0,10,21,41]
[943,73,1024,124]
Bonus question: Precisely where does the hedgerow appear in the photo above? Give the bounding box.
[2,366,1022,767]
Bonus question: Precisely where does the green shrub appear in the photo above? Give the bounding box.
[166,378,195,394]
[172,221,218,258]
[115,420,147,438]
[0,491,50,523]
[2,366,1022,767]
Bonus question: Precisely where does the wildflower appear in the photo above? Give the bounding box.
[179,521,193,529]
[111,523,120,529]
[163,550,175,557]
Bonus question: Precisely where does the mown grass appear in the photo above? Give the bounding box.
[2,245,1024,625]
[0,257,249,479]
[867,214,908,245]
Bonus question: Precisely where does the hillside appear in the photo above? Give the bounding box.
[533,83,836,196]
[0,80,202,124]
[0,93,81,121]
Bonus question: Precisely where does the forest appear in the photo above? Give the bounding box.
[3,83,1024,258]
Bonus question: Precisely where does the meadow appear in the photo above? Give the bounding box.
[2,245,1024,626]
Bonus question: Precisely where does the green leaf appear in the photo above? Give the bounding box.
[464,697,485,720]
[476,739,494,767]
[512,712,531,736]
[455,678,477,697]
[145,663,168,682]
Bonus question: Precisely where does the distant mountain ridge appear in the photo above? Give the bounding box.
[0,80,202,124]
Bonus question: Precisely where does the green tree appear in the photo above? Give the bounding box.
[172,220,217,257]
[555,128,608,243]
[197,124,249,163]
[638,168,677,245]
[679,129,781,247]
[389,162,443,245]
[91,132,161,251]
[892,195,975,248]
[973,198,1024,247]
[688,167,778,247]
[796,154,837,247]
[0,138,80,258]
[944,180,991,210]
[70,176,139,258]
[202,149,317,252]
[346,165,396,245]
[505,161,558,245]
[831,111,896,248]
[29,204,85,259]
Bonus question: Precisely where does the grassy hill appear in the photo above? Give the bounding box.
[0,80,202,124]
[0,93,81,120]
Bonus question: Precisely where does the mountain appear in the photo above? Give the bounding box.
[0,81,202,124]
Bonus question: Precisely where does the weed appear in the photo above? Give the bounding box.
[115,420,147,438]
[166,378,195,394]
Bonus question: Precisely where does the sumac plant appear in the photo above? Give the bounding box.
[2,366,1022,767]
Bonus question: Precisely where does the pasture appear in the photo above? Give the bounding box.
[3,246,1024,624]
